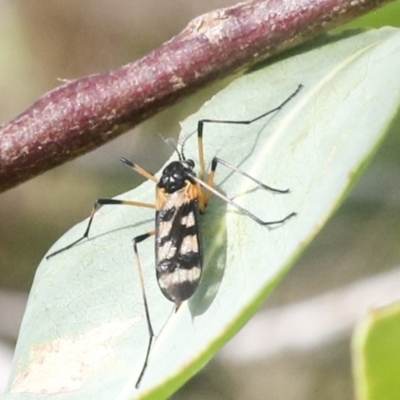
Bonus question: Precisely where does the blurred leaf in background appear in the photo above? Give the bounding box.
[353,301,400,400]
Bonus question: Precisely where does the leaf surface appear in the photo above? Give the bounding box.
[353,301,400,400]
[4,28,400,400]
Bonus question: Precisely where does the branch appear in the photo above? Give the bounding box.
[0,0,392,192]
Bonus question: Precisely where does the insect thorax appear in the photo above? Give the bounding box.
[158,160,196,194]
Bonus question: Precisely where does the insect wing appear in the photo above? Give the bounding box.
[155,191,203,304]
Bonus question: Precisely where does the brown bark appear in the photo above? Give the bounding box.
[0,0,393,192]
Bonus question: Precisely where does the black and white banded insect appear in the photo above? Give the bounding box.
[46,84,302,387]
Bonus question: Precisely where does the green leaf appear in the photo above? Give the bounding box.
[4,28,400,399]
[352,301,400,400]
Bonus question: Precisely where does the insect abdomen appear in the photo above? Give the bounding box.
[157,253,202,303]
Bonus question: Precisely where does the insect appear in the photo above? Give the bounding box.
[46,84,302,388]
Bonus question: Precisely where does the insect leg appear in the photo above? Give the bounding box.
[195,84,302,181]
[133,230,156,389]
[46,158,158,259]
[46,199,156,258]
[204,157,290,205]
[120,157,159,184]
[192,175,296,226]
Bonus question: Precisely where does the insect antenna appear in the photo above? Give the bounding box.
[178,128,197,161]
[159,134,184,161]
[160,128,196,161]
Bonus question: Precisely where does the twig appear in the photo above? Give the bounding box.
[0,0,393,192]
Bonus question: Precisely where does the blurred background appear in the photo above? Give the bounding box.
[1,1,400,398]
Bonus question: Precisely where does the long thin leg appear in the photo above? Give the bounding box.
[192,175,296,226]
[47,157,158,259]
[120,157,159,184]
[204,156,290,205]
[134,230,156,389]
[46,199,156,258]
[196,84,303,180]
